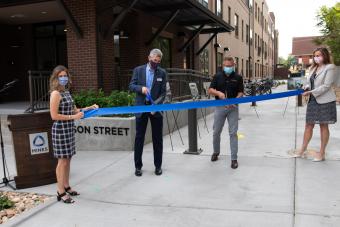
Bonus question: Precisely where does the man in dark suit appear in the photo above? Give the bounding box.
[129,49,167,177]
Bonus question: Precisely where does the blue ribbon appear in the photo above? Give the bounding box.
[83,89,304,118]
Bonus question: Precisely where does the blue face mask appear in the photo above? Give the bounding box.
[58,77,68,86]
[223,66,234,75]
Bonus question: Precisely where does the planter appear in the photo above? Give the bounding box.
[75,106,214,151]
[75,117,135,151]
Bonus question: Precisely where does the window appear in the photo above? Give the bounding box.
[234,14,239,38]
[198,0,209,8]
[217,52,223,71]
[255,33,257,48]
[216,0,222,17]
[34,22,67,70]
[151,37,172,68]
[258,7,260,22]
[228,6,231,24]
[235,57,239,74]
[246,60,249,78]
[249,0,253,8]
[241,20,244,42]
[199,49,209,74]
[250,28,253,45]
[241,58,244,75]
[255,3,257,19]
[246,24,249,44]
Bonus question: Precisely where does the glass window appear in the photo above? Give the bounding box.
[235,57,239,74]
[217,52,223,71]
[151,37,172,68]
[246,24,249,44]
[255,33,257,48]
[199,49,209,74]
[241,20,244,42]
[241,59,244,75]
[216,0,222,17]
[35,25,53,38]
[34,22,67,70]
[228,7,231,24]
[255,3,257,19]
[198,0,209,8]
[234,14,239,38]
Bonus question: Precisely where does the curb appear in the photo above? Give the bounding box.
[2,198,57,227]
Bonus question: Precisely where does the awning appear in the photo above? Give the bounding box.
[104,0,234,51]
[132,0,234,33]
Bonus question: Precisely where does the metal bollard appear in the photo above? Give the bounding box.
[297,94,303,107]
[251,84,257,106]
[184,109,203,155]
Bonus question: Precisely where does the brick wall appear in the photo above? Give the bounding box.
[65,0,98,92]
[119,12,196,76]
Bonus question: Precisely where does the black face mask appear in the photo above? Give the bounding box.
[149,61,160,70]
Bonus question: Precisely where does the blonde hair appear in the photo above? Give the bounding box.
[49,65,72,92]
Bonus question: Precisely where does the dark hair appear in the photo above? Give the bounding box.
[311,47,332,69]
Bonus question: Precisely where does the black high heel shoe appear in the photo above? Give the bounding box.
[65,186,80,196]
[57,192,75,204]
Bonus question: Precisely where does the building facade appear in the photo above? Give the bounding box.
[0,0,278,103]
[291,36,322,69]
[200,0,278,80]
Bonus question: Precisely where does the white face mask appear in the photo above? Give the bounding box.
[314,56,323,64]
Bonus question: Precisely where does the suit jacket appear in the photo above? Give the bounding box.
[305,64,336,104]
[129,64,167,117]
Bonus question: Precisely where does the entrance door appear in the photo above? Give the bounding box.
[34,22,67,71]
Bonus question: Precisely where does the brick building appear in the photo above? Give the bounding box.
[291,36,323,69]
[1,0,279,103]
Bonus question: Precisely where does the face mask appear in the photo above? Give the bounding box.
[314,56,323,64]
[223,66,234,74]
[149,61,160,70]
[58,77,68,86]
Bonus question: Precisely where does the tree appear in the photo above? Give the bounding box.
[315,3,340,65]
[278,55,296,68]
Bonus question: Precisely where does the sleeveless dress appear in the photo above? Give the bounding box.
[306,73,337,124]
[51,91,76,158]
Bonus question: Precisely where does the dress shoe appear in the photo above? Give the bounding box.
[231,160,238,169]
[155,168,162,176]
[135,168,142,177]
[211,153,219,162]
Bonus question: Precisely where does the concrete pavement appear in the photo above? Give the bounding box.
[1,85,340,227]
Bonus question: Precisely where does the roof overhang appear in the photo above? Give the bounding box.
[130,0,234,34]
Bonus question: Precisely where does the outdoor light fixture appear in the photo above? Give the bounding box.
[224,47,230,52]
[119,30,129,39]
[214,43,221,48]
[10,14,25,18]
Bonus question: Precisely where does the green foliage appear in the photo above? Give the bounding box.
[0,195,14,211]
[316,3,340,65]
[279,55,296,68]
[73,89,136,117]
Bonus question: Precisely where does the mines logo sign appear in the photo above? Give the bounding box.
[29,132,49,155]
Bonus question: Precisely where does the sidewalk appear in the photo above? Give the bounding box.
[2,86,340,227]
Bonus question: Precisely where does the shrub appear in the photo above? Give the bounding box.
[73,89,136,117]
[0,195,14,211]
